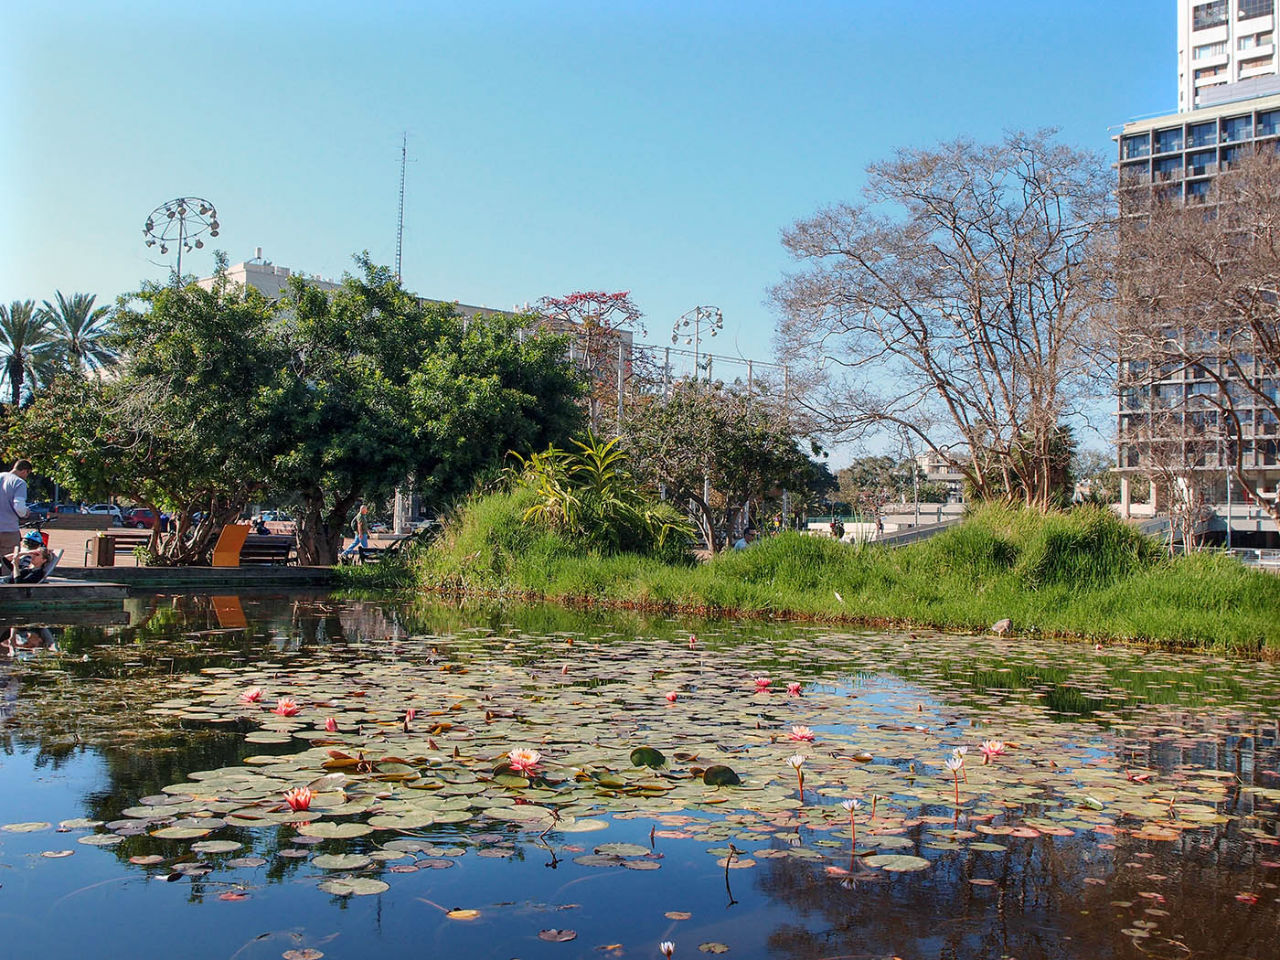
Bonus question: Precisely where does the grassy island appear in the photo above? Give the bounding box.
[345,492,1280,654]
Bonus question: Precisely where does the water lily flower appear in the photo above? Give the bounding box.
[507,748,542,774]
[324,717,338,732]
[665,691,678,703]
[659,942,675,959]
[952,745,969,781]
[273,697,300,717]
[788,725,816,742]
[689,634,697,646]
[405,708,417,722]
[841,797,861,847]
[979,740,1006,764]
[787,753,806,797]
[283,787,312,811]
[240,687,263,704]
[754,676,771,692]
[945,752,964,807]
[787,682,802,696]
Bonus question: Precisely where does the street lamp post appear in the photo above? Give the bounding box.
[143,197,220,280]
[672,306,724,381]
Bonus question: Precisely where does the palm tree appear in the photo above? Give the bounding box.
[40,290,117,373]
[0,300,55,406]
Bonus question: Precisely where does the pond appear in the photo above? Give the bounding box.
[1,592,1278,960]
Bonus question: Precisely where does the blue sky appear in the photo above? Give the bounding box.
[3,0,1172,447]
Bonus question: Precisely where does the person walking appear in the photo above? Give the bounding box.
[0,459,33,560]
[340,505,371,560]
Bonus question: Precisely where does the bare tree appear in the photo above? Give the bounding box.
[1110,149,1280,526]
[771,131,1111,511]
[1128,410,1219,553]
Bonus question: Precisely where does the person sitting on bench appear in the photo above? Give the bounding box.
[3,531,53,584]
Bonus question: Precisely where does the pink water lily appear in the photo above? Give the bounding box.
[405,708,417,722]
[283,787,312,811]
[754,676,771,692]
[787,682,802,697]
[665,691,679,703]
[979,740,1006,764]
[788,725,815,742]
[324,717,338,732]
[688,634,697,647]
[240,687,263,704]
[507,748,542,774]
[273,697,300,717]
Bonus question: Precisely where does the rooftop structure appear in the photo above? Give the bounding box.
[1178,0,1279,110]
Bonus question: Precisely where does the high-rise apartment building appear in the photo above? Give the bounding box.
[1114,4,1280,530]
[1178,0,1279,110]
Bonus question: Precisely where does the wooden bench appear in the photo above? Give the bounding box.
[84,530,155,566]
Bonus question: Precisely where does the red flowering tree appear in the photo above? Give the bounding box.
[537,291,645,433]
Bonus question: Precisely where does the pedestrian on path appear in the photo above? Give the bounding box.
[0,459,33,560]
[340,505,370,559]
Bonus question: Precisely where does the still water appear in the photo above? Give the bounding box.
[0,592,1278,960]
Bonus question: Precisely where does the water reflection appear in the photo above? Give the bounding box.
[1,595,1278,960]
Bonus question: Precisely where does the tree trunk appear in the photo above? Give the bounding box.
[296,489,357,566]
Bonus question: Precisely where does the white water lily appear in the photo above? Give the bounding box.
[659,941,675,958]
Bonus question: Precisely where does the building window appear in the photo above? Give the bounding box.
[1154,127,1184,153]
[1258,108,1280,134]
[1187,148,1217,174]
[1194,0,1228,29]
[1221,143,1251,166]
[1223,114,1254,141]
[1154,155,1183,179]
[1187,179,1213,201]
[1188,122,1218,147]
[1239,30,1274,48]
[1195,40,1229,58]
[1195,65,1228,81]
[1239,55,1274,74]
[1238,0,1273,19]
[1122,134,1151,159]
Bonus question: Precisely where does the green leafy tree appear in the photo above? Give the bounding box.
[271,261,584,564]
[14,274,284,562]
[39,291,117,373]
[623,380,813,551]
[0,299,56,407]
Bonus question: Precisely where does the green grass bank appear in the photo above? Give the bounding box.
[349,491,1280,653]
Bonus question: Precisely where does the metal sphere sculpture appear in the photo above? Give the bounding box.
[142,197,219,277]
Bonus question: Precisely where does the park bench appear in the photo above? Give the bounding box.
[84,530,155,566]
[212,525,296,566]
[239,534,296,565]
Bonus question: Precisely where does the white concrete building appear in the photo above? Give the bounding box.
[1179,0,1279,110]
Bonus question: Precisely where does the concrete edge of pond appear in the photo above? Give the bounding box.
[55,566,336,590]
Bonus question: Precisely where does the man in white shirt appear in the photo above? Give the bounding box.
[0,459,33,559]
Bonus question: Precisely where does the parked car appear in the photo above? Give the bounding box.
[84,503,124,525]
[52,503,84,516]
[25,502,51,521]
[260,510,294,523]
[123,507,160,529]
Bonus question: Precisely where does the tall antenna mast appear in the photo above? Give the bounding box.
[395,131,407,283]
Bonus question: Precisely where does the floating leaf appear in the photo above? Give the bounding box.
[699,943,730,954]
[702,765,741,786]
[318,877,389,896]
[863,854,931,872]
[2,821,51,833]
[446,908,480,920]
[538,929,577,942]
[630,747,667,768]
